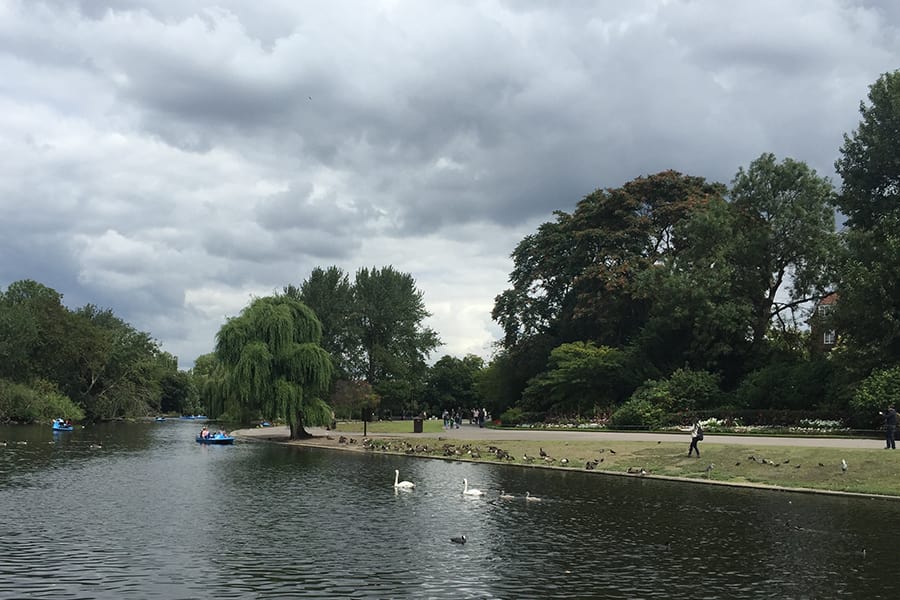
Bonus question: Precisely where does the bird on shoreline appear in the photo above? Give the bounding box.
[841,459,848,473]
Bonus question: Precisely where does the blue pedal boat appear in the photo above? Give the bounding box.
[52,419,74,432]
[196,433,234,445]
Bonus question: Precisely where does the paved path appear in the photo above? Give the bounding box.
[236,424,887,449]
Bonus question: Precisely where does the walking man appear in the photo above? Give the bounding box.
[881,405,897,449]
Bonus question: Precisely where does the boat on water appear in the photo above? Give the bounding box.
[196,433,234,445]
[155,417,166,422]
[51,418,74,432]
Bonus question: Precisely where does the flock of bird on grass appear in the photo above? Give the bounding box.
[336,436,855,480]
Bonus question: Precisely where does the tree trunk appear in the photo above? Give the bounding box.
[290,411,313,440]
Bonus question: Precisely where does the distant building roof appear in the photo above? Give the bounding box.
[819,292,839,306]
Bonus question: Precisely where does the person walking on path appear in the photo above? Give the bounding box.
[688,420,703,457]
[881,405,897,449]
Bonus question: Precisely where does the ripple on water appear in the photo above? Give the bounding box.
[1,423,899,599]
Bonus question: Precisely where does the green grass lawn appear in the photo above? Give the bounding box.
[357,436,900,497]
[333,419,444,434]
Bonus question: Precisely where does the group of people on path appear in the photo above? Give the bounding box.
[441,408,489,429]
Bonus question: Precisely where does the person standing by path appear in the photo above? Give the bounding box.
[881,405,897,449]
[688,420,703,457]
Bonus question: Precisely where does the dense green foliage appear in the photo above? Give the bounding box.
[293,265,440,416]
[7,72,898,432]
[0,280,182,422]
[422,354,483,414]
[832,70,900,377]
[212,295,333,438]
[848,367,900,429]
[482,71,899,429]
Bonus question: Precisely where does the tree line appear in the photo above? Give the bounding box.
[484,70,900,429]
[3,71,898,431]
[0,280,194,422]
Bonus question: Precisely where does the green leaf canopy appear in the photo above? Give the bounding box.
[215,295,333,438]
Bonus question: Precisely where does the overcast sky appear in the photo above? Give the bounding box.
[1,1,897,369]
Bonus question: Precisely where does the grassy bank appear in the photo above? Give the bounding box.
[354,436,900,497]
[333,419,445,434]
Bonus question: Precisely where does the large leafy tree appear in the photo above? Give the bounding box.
[423,354,484,413]
[629,197,754,382]
[215,295,333,439]
[353,266,440,387]
[492,171,726,398]
[833,70,900,373]
[287,266,359,379]
[728,153,837,345]
[0,280,175,420]
[297,266,441,413]
[74,305,168,418]
[494,172,726,350]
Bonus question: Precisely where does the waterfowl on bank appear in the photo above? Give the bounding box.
[393,469,415,489]
[462,479,484,496]
[841,459,848,473]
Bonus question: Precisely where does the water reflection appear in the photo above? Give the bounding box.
[0,421,897,599]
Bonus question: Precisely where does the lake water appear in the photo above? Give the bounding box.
[1,420,898,599]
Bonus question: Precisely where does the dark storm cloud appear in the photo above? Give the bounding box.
[2,0,899,366]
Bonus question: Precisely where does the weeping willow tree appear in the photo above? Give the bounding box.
[215,295,333,439]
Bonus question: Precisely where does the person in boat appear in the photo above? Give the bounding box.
[200,427,209,439]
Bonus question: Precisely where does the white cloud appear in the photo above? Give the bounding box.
[1,0,899,368]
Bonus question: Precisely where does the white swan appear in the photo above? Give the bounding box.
[394,469,415,489]
[525,492,542,502]
[499,490,515,500]
[462,478,484,496]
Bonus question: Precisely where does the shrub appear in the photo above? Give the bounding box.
[733,359,834,410]
[609,397,666,430]
[499,407,524,426]
[849,366,900,428]
[0,378,84,423]
[667,368,721,411]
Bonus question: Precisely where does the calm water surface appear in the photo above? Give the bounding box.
[1,420,898,599]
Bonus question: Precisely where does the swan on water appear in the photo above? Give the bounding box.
[525,492,542,502]
[499,490,515,500]
[462,479,484,496]
[394,469,415,489]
